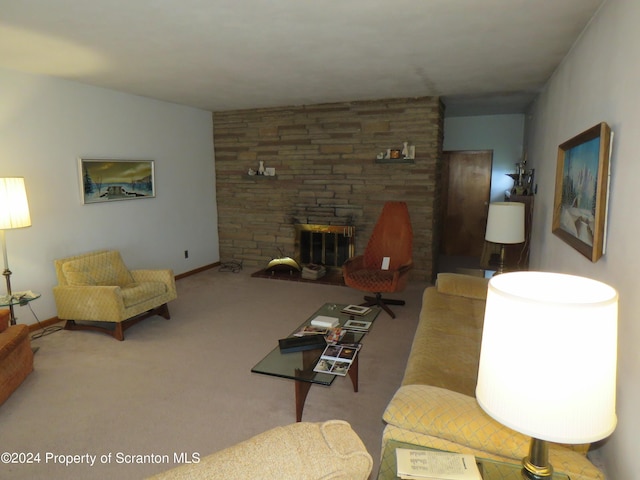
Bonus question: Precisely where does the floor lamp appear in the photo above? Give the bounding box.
[476,271,618,479]
[484,202,525,274]
[0,177,32,325]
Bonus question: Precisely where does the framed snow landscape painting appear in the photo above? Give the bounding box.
[79,159,155,204]
[552,123,612,262]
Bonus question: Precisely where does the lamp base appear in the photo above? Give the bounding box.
[522,438,553,480]
[2,267,16,325]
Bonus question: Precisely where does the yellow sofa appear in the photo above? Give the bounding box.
[378,273,605,480]
[53,250,177,340]
[0,309,34,406]
[148,420,373,480]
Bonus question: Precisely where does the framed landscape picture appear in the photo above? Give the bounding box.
[552,123,612,262]
[79,158,155,204]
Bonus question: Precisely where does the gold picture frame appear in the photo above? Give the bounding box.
[552,123,612,262]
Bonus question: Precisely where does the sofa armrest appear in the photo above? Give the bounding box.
[383,385,590,460]
[148,420,372,480]
[53,285,126,322]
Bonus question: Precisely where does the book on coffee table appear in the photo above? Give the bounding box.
[313,342,361,376]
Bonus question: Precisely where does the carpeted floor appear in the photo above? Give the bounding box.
[1,268,428,479]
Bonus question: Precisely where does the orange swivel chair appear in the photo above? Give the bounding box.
[342,202,413,318]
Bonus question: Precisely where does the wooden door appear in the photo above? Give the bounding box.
[440,150,493,257]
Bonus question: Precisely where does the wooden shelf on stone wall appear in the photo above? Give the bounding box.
[243,174,278,179]
[375,158,415,164]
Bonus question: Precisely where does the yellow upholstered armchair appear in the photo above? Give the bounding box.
[53,250,177,340]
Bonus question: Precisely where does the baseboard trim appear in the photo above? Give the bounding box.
[29,317,64,333]
[175,262,220,280]
[28,262,221,333]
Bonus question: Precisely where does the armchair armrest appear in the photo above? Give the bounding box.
[131,269,177,299]
[53,285,126,322]
[342,255,365,273]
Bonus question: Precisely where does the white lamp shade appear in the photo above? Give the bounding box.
[0,177,32,229]
[485,202,525,244]
[476,271,618,444]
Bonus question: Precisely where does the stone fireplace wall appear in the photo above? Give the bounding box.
[213,96,443,281]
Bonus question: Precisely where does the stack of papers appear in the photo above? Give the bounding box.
[395,449,482,480]
[302,264,326,279]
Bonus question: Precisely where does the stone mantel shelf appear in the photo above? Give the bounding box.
[243,174,278,179]
[375,158,415,164]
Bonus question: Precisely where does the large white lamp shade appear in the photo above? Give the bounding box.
[476,271,618,444]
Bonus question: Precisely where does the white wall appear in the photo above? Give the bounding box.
[0,67,219,325]
[443,114,526,202]
[526,0,639,477]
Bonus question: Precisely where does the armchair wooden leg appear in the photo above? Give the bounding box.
[61,304,171,341]
[114,322,124,341]
[157,303,171,320]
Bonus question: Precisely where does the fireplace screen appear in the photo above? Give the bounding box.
[295,224,355,268]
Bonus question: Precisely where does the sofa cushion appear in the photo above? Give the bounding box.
[401,283,487,393]
[62,251,134,287]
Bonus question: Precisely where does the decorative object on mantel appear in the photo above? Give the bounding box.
[376,142,415,163]
[258,161,266,175]
[552,122,613,263]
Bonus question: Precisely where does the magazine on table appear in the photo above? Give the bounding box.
[294,326,345,343]
[395,448,482,480]
[294,325,329,336]
[313,342,361,376]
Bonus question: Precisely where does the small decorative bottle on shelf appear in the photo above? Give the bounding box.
[258,161,265,175]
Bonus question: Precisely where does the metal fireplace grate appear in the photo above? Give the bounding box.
[294,224,355,268]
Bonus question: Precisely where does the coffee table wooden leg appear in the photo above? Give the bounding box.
[294,379,312,422]
[348,355,359,392]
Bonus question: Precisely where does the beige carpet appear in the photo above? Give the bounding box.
[1,268,428,479]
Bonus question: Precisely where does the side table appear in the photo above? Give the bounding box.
[0,291,41,325]
[378,439,571,480]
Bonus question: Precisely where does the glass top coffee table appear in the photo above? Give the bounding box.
[251,302,380,421]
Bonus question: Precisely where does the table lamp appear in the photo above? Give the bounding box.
[484,202,525,274]
[476,271,618,479]
[0,177,32,325]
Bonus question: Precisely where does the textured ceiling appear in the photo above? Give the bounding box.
[0,0,603,115]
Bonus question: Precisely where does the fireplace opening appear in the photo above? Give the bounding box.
[295,224,355,268]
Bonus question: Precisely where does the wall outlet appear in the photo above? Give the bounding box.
[184,250,189,259]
